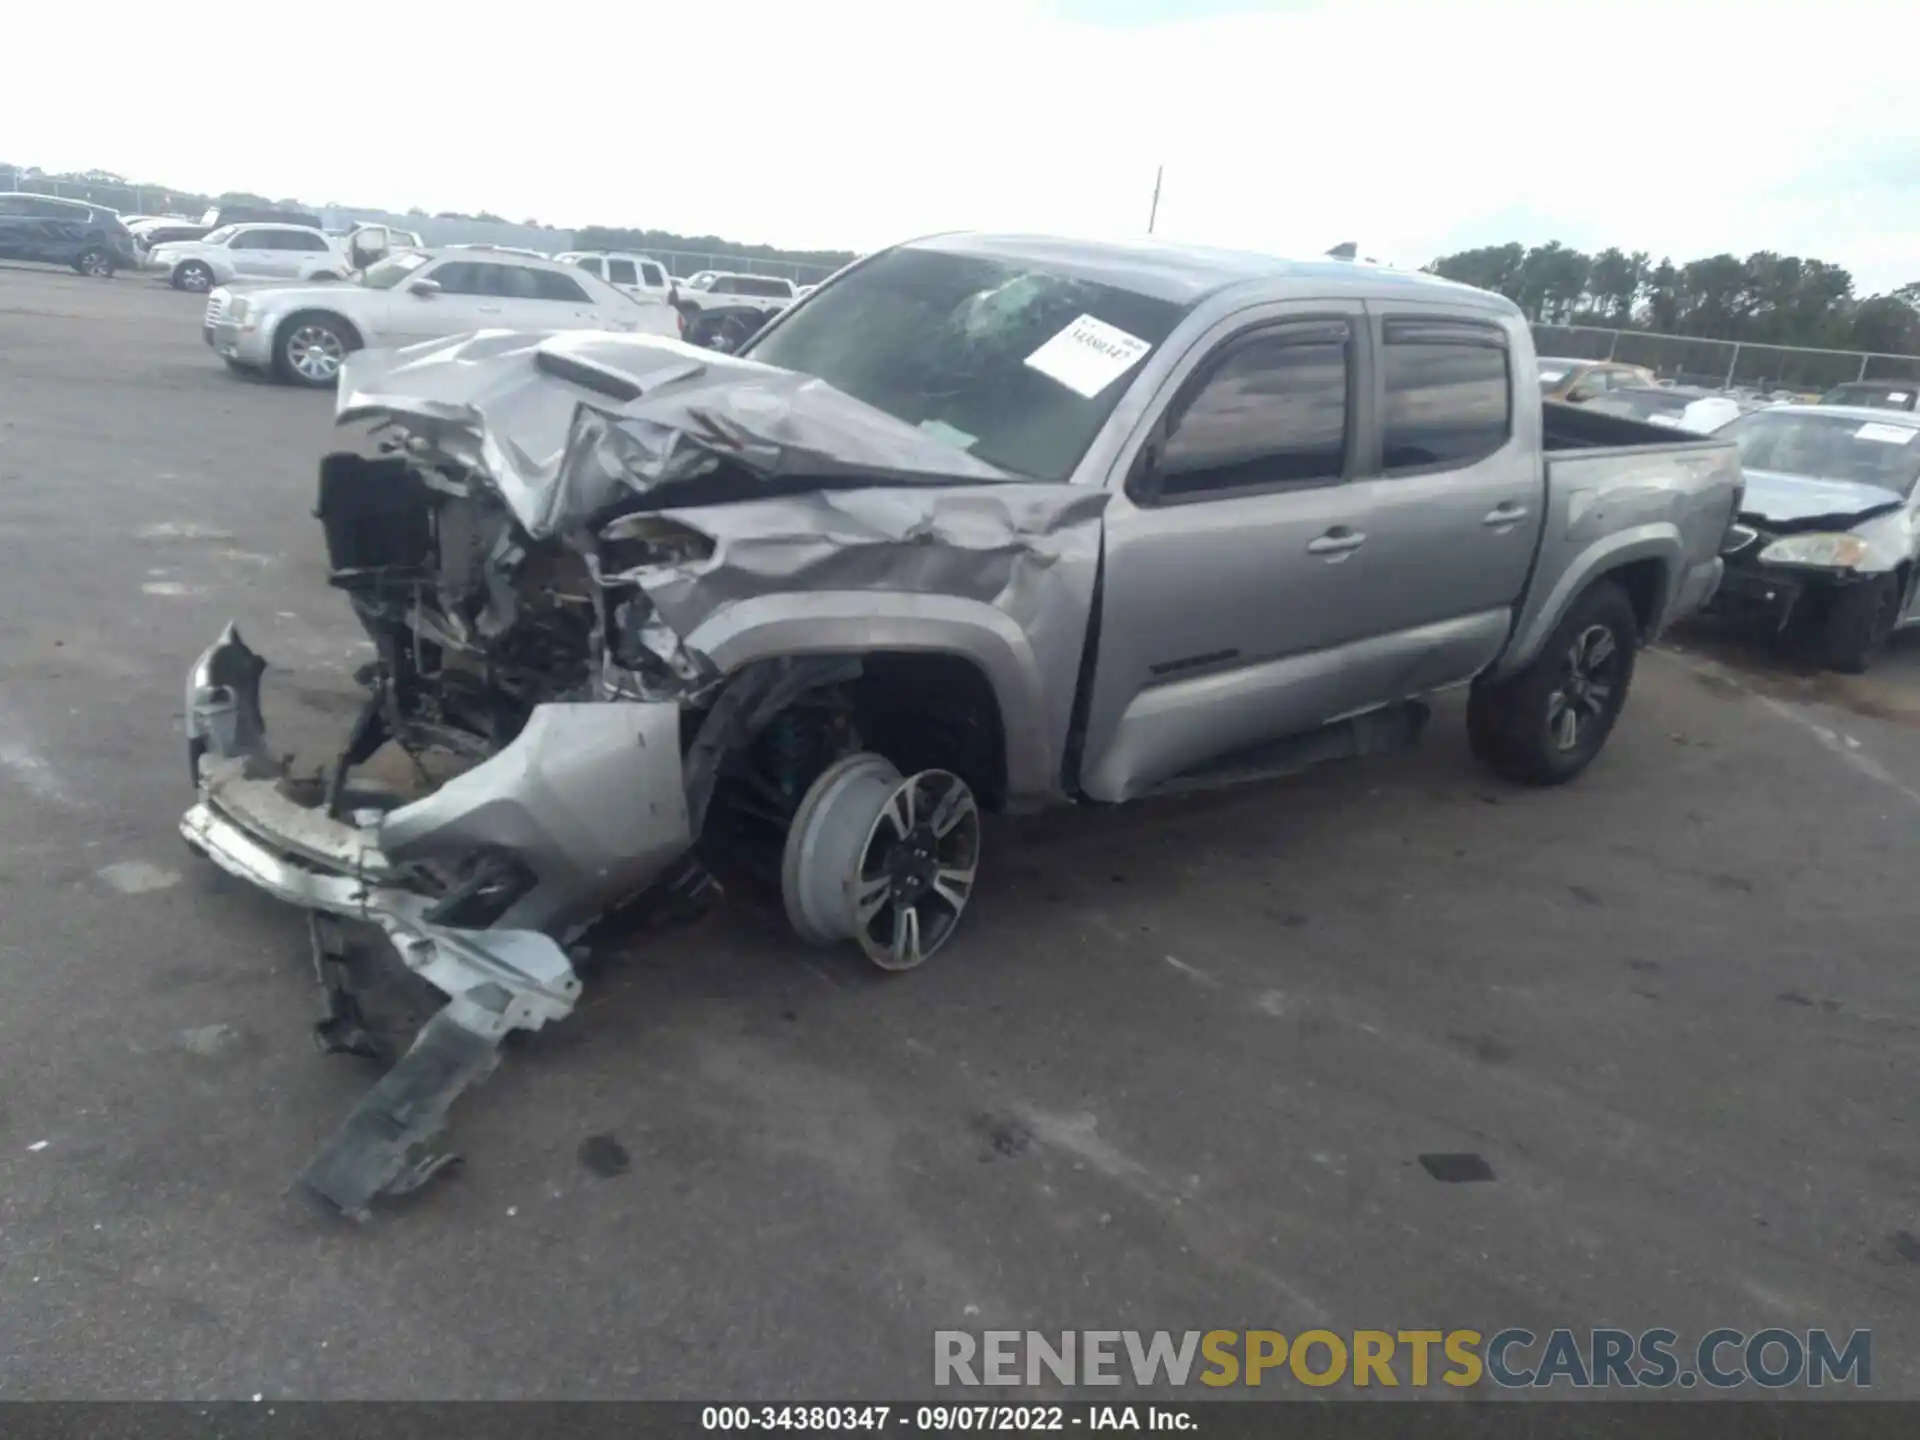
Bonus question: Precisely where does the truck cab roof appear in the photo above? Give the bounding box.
[903,232,1509,310]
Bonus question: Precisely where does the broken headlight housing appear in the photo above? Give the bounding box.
[1758,533,1871,570]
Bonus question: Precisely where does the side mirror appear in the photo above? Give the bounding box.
[408,278,440,298]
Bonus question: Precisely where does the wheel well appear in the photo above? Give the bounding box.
[850,652,1008,811]
[276,309,363,351]
[1603,558,1666,641]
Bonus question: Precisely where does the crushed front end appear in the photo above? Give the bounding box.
[178,329,1097,1219]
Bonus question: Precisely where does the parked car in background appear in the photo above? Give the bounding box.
[198,203,324,232]
[676,271,797,348]
[1818,380,1918,412]
[1536,356,1660,402]
[129,218,213,255]
[201,244,681,387]
[1710,405,1920,670]
[147,224,348,292]
[1585,384,1759,434]
[326,223,422,275]
[0,193,139,276]
[555,250,674,303]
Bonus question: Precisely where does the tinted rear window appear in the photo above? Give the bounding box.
[1382,326,1512,469]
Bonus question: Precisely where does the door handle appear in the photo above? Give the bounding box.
[1306,527,1366,557]
[1483,502,1529,526]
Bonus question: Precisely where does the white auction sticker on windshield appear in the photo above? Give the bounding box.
[1025,314,1153,399]
[1855,422,1918,445]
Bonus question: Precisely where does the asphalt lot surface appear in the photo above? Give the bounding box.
[3,263,1920,1401]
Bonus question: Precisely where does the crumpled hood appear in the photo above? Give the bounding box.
[1738,468,1906,531]
[335,330,1015,540]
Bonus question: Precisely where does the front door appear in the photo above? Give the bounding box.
[1078,302,1392,801]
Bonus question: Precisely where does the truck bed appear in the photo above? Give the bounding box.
[1541,398,1731,453]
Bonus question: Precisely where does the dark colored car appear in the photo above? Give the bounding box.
[130,221,213,251]
[1818,380,1918,412]
[199,204,325,231]
[0,192,139,276]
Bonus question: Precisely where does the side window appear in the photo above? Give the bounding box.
[607,258,638,286]
[26,198,82,219]
[575,256,604,277]
[640,262,665,288]
[712,277,740,295]
[429,261,488,295]
[229,229,262,249]
[1150,324,1351,500]
[526,268,590,303]
[0,196,27,216]
[1379,321,1512,471]
[291,231,331,252]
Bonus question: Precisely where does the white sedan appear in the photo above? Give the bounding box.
[201,246,683,386]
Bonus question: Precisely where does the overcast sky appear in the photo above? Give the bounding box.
[7,0,1914,293]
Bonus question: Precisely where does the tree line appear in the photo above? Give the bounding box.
[1426,241,1920,357]
[2,164,855,276]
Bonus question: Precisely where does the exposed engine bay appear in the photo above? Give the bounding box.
[181,329,1107,1218]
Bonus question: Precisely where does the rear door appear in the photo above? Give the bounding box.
[1334,309,1543,686]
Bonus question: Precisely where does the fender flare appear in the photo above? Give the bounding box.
[680,591,1061,803]
[1492,524,1680,680]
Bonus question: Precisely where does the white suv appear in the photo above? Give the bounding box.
[148,224,346,293]
[556,251,674,303]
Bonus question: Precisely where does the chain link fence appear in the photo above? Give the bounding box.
[1531,322,1920,395]
[0,169,202,218]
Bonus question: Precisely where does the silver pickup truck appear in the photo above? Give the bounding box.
[179,233,1741,1215]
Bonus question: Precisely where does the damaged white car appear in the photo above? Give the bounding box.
[1710,405,1920,671]
[181,234,1741,1217]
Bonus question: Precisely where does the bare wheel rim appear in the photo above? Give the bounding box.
[287,325,344,381]
[1545,623,1620,753]
[781,755,981,970]
[180,264,210,291]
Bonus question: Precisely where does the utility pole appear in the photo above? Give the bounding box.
[1147,166,1163,235]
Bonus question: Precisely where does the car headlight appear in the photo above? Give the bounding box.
[1757,532,1871,569]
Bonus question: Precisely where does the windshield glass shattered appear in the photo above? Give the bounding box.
[1720,411,1920,494]
[745,246,1187,481]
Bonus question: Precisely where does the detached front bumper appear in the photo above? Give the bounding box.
[182,625,692,1217]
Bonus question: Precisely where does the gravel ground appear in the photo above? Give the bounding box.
[1,263,1918,1401]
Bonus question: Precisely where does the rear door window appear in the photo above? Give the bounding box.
[1379,320,1513,471]
[522,267,590,303]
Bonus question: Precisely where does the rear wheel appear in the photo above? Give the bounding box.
[1819,572,1902,673]
[1468,581,1638,786]
[75,247,114,278]
[173,261,214,293]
